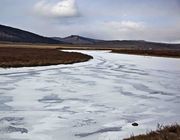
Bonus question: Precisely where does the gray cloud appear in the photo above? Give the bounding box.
[34,0,79,18]
[52,20,180,43]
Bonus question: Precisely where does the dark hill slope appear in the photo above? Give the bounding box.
[0,24,62,44]
[53,35,103,44]
[95,40,180,50]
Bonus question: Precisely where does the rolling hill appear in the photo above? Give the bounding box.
[0,24,179,50]
[0,24,62,44]
[52,35,103,45]
[53,35,180,50]
[95,40,180,50]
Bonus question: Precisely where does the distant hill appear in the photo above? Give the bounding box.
[0,24,62,44]
[52,35,103,45]
[53,35,180,50]
[0,24,179,50]
[95,40,180,50]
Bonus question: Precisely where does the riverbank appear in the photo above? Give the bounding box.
[0,47,93,68]
[1,42,180,58]
[124,124,180,140]
[111,49,180,58]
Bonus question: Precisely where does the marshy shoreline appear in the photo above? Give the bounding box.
[0,42,180,69]
[0,47,93,68]
[111,49,180,58]
[124,124,180,140]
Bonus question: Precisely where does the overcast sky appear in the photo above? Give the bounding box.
[0,0,180,43]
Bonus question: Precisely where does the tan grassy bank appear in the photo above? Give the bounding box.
[0,47,93,68]
[124,124,180,140]
[112,49,180,58]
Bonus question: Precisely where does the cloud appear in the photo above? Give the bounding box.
[143,23,180,43]
[103,21,144,32]
[34,0,78,18]
[79,20,180,43]
[86,21,146,40]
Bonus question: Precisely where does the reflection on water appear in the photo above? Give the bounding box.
[0,51,180,140]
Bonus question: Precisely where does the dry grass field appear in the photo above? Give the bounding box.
[112,49,180,58]
[124,124,180,140]
[0,46,93,68]
[0,42,179,68]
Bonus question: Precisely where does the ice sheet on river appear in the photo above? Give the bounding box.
[0,51,180,140]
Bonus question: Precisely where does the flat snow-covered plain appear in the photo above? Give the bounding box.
[0,50,180,140]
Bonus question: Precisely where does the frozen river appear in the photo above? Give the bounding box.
[0,50,180,140]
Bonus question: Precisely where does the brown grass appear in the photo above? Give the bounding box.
[124,124,180,140]
[111,49,180,58]
[1,43,180,59]
[0,47,93,68]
